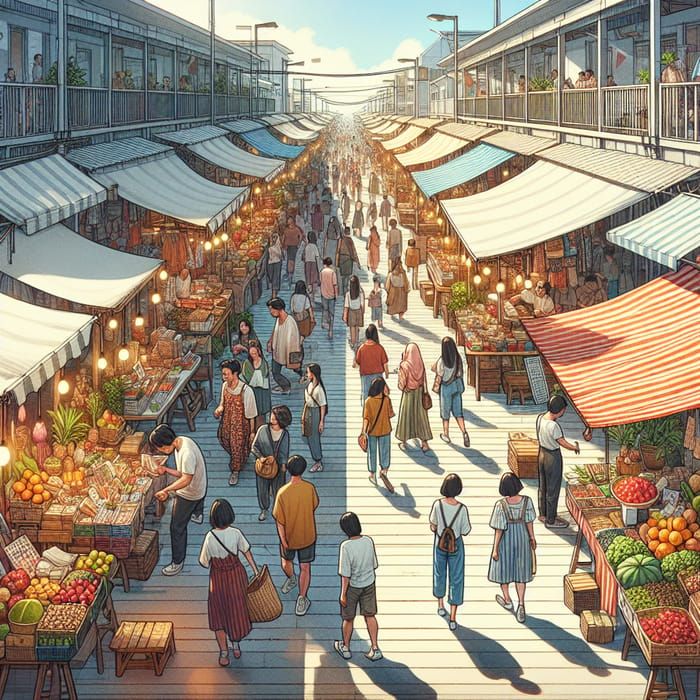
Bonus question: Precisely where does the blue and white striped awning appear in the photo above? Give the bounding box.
[238,128,304,159]
[0,155,106,235]
[412,143,515,198]
[607,193,700,268]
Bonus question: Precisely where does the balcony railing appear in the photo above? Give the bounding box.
[660,82,698,142]
[0,83,56,138]
[68,86,108,129]
[603,85,648,135]
[148,90,175,121]
[528,91,557,123]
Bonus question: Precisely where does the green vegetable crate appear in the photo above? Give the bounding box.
[564,572,601,615]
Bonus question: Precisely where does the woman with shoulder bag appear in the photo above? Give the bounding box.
[431,337,470,447]
[302,363,328,473]
[241,340,271,433]
[290,280,315,341]
[488,472,537,624]
[395,342,432,452]
[361,377,395,492]
[343,275,365,350]
[251,405,291,522]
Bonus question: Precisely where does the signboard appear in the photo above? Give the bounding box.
[523,355,549,405]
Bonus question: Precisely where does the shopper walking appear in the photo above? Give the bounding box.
[352,201,364,237]
[361,377,394,492]
[241,340,271,432]
[379,195,391,232]
[367,225,381,275]
[334,512,382,662]
[343,275,365,350]
[385,259,409,321]
[367,276,385,329]
[336,226,360,297]
[386,219,403,270]
[396,342,432,452]
[302,363,328,473]
[199,499,258,665]
[431,337,470,447]
[320,257,339,339]
[303,231,322,302]
[267,232,283,298]
[267,297,303,395]
[325,215,342,267]
[150,424,208,577]
[488,472,537,624]
[353,324,389,403]
[282,216,305,287]
[405,239,420,290]
[251,404,291,522]
[290,280,315,342]
[367,199,378,230]
[214,359,257,486]
[273,455,319,616]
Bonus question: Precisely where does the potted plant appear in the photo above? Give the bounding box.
[608,422,643,475]
[637,69,650,85]
[637,415,684,469]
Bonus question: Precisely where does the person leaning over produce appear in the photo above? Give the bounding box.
[149,424,208,576]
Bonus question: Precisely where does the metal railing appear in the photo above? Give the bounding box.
[112,89,145,125]
[603,85,648,135]
[0,83,56,138]
[660,82,698,142]
[527,91,557,123]
[68,87,108,129]
[147,90,175,121]
[504,93,525,120]
[562,88,596,128]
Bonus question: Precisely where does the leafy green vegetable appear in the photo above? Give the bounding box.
[605,535,649,571]
[660,550,700,582]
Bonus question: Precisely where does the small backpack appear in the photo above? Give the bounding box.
[437,501,463,553]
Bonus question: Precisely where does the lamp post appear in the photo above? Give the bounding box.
[254,22,278,113]
[237,22,277,115]
[382,79,397,113]
[398,57,419,116]
[428,13,459,123]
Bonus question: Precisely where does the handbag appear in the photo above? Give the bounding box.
[288,350,303,369]
[422,378,433,411]
[359,394,385,453]
[254,426,282,479]
[432,375,442,394]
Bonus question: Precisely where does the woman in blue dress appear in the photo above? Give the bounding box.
[488,472,537,623]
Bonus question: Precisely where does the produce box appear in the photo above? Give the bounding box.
[36,603,90,659]
[564,572,600,615]
[580,609,615,643]
[99,420,126,446]
[5,535,41,577]
[123,529,159,581]
[37,530,73,545]
[5,632,36,661]
[634,607,700,665]
[689,592,700,628]
[73,515,95,538]
[419,281,434,307]
[507,439,539,479]
[9,498,46,524]
[119,432,145,455]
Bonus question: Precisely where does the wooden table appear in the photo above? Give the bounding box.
[122,355,202,431]
[110,620,175,677]
[463,349,539,401]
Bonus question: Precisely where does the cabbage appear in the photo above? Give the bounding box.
[660,550,700,582]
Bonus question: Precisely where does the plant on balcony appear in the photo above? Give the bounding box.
[637,69,650,84]
[661,51,678,67]
[43,57,87,87]
[214,71,227,94]
[528,76,554,91]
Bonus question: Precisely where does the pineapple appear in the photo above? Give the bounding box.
[47,406,90,473]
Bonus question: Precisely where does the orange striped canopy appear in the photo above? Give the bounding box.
[523,266,700,428]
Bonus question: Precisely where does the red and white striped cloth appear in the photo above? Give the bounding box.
[523,266,700,428]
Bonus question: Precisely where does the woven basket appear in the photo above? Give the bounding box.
[246,565,282,623]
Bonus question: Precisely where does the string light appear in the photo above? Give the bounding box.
[151,292,162,304]
[0,444,9,467]
[57,379,70,395]
[496,281,506,294]
[466,258,473,269]
[204,241,213,251]
[97,355,108,370]
[213,237,221,247]
[473,274,482,286]
[118,346,130,362]
[524,278,533,289]
[107,318,118,330]
[134,315,144,327]
[221,232,229,242]
[158,270,168,281]
[515,274,523,286]
[482,266,491,277]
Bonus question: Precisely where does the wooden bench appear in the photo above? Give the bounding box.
[502,371,533,405]
[110,621,175,677]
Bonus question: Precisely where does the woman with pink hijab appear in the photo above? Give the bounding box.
[395,342,433,452]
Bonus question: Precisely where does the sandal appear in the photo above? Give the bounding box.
[368,474,377,486]
[421,442,430,452]
[231,642,241,659]
[379,470,395,494]
[398,442,407,452]
[219,650,230,667]
[309,462,324,472]
[496,595,514,612]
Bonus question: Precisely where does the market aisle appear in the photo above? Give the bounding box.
[21,150,660,700]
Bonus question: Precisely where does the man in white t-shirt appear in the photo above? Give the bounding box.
[150,424,208,576]
[334,512,382,662]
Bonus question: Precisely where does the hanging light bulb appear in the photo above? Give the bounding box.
[515,274,523,286]
[134,315,144,328]
[97,355,108,370]
[437,217,443,226]
[118,345,130,362]
[235,217,242,226]
[159,269,168,281]
[496,281,506,294]
[482,266,491,277]
[254,186,261,195]
[151,292,162,304]
[221,232,229,242]
[57,379,70,395]
[473,274,482,286]
[0,443,10,467]
[213,237,221,247]
[108,318,119,330]
[524,278,533,289]
[204,240,213,251]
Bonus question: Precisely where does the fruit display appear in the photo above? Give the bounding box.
[0,569,30,595]
[75,550,115,577]
[616,554,663,588]
[52,572,100,606]
[606,535,650,570]
[660,550,700,582]
[37,604,88,647]
[612,476,658,506]
[680,570,700,595]
[8,598,44,626]
[596,528,628,552]
[640,511,700,558]
[12,469,53,505]
[639,608,698,645]
[47,405,90,466]
[24,577,61,605]
[102,377,125,416]
[96,409,123,430]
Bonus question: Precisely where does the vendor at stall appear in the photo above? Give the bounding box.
[509,280,555,317]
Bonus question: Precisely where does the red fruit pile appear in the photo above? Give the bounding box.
[640,609,698,644]
[51,577,98,606]
[613,477,658,504]
[0,569,30,595]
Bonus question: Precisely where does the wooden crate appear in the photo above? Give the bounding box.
[419,281,434,307]
[123,529,159,581]
[507,440,539,479]
[564,572,600,615]
[688,591,700,628]
[580,609,615,643]
[5,632,36,661]
[634,607,700,665]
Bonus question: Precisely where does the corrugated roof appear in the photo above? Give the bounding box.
[410,117,445,128]
[395,132,469,168]
[435,123,498,142]
[538,143,700,193]
[66,137,172,171]
[157,125,228,145]
[219,118,269,134]
[482,131,558,156]
[271,122,319,142]
[380,125,427,151]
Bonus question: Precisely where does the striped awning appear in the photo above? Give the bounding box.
[441,160,649,260]
[412,143,515,198]
[482,131,557,156]
[380,125,427,151]
[237,128,304,159]
[219,118,269,134]
[396,132,470,168]
[0,293,95,405]
[0,155,106,235]
[607,194,700,269]
[523,266,700,428]
[368,121,403,136]
[271,122,319,142]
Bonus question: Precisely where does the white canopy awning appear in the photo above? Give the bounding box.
[0,293,95,405]
[368,121,403,136]
[0,223,161,310]
[396,132,469,168]
[380,125,427,151]
[219,118,268,134]
[441,161,649,260]
[271,122,319,142]
[0,155,106,235]
[91,153,248,232]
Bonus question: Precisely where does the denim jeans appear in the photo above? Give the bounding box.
[304,405,323,462]
[433,536,464,606]
[271,358,291,392]
[321,296,336,329]
[367,433,391,474]
[439,378,465,421]
[361,373,383,405]
[538,446,562,524]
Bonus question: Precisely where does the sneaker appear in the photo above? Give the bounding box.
[544,517,568,529]
[190,513,203,525]
[515,605,526,623]
[229,472,239,486]
[161,561,184,577]
[440,433,451,443]
[281,574,297,594]
[365,648,383,662]
[295,595,311,616]
[448,620,457,631]
[462,432,470,448]
[334,640,352,659]
[271,386,291,395]
[258,510,268,522]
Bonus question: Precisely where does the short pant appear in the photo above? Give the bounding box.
[280,541,316,563]
[341,581,377,620]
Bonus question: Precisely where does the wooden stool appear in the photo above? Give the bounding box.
[110,621,175,677]
[502,371,532,405]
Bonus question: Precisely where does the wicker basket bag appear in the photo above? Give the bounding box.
[246,565,282,623]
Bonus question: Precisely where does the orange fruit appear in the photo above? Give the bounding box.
[42,491,51,502]
[655,542,676,559]
[659,528,670,543]
[669,531,683,547]
[658,519,667,530]
[12,481,25,494]
[672,517,687,532]
[22,469,33,481]
[31,494,43,504]
[648,539,660,552]
[648,527,659,541]
[40,471,49,482]
[681,528,693,541]
[29,474,41,486]
[32,484,44,495]
[21,489,33,501]
[647,518,658,528]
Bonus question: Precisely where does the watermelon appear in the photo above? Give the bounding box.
[8,598,44,625]
[0,624,8,640]
[616,553,663,589]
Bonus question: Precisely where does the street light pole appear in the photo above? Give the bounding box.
[398,57,419,117]
[428,13,459,123]
[254,21,278,114]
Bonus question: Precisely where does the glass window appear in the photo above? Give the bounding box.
[215,62,227,94]
[487,58,503,95]
[687,24,700,80]
[67,27,107,87]
[529,37,558,88]
[606,8,649,86]
[476,65,487,96]
[228,67,240,95]
[505,50,525,93]
[148,44,174,90]
[197,58,210,92]
[112,37,144,90]
[176,51,200,91]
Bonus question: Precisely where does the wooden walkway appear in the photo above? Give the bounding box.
[3,187,687,700]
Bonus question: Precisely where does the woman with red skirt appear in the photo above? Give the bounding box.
[199,499,258,665]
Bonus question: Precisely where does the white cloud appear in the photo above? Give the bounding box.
[148,0,424,112]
